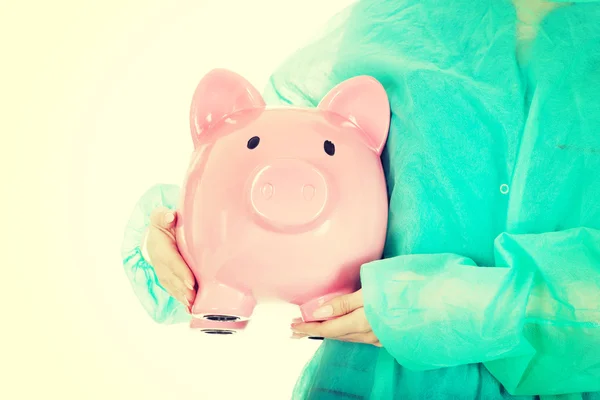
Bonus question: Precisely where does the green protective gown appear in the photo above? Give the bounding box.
[121,0,600,398]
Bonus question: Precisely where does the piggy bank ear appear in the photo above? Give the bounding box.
[318,76,390,155]
[189,69,266,148]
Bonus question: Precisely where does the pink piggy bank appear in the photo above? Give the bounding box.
[175,69,390,334]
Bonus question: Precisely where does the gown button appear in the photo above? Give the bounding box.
[500,184,510,195]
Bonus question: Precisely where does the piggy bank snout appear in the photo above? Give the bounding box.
[250,159,329,228]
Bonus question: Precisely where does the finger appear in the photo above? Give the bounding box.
[149,207,177,231]
[155,268,194,298]
[290,332,308,339]
[159,270,195,300]
[290,328,325,341]
[290,329,323,340]
[158,275,193,307]
[149,230,196,290]
[312,290,363,319]
[169,287,193,309]
[291,308,369,338]
[164,252,196,291]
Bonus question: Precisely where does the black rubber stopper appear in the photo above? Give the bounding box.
[202,329,235,335]
[204,315,240,322]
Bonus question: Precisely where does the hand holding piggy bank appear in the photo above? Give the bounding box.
[175,69,390,334]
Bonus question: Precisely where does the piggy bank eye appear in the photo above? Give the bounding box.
[324,140,335,156]
[247,136,260,149]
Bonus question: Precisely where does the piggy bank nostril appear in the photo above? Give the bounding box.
[302,185,315,201]
[261,183,274,199]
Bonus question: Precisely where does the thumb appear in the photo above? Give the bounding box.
[312,289,363,319]
[149,207,177,230]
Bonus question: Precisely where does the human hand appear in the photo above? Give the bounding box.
[290,289,382,347]
[144,207,196,312]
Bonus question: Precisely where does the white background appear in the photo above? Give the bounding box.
[3,1,353,398]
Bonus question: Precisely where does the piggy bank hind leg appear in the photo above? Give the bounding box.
[190,281,257,335]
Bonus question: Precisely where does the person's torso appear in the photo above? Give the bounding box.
[293,0,600,399]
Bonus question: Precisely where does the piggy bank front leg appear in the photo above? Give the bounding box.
[189,281,257,335]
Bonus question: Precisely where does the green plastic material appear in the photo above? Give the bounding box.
[121,1,600,398]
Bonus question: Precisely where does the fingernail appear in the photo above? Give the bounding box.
[164,212,175,224]
[184,280,195,290]
[291,317,303,324]
[313,305,333,318]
